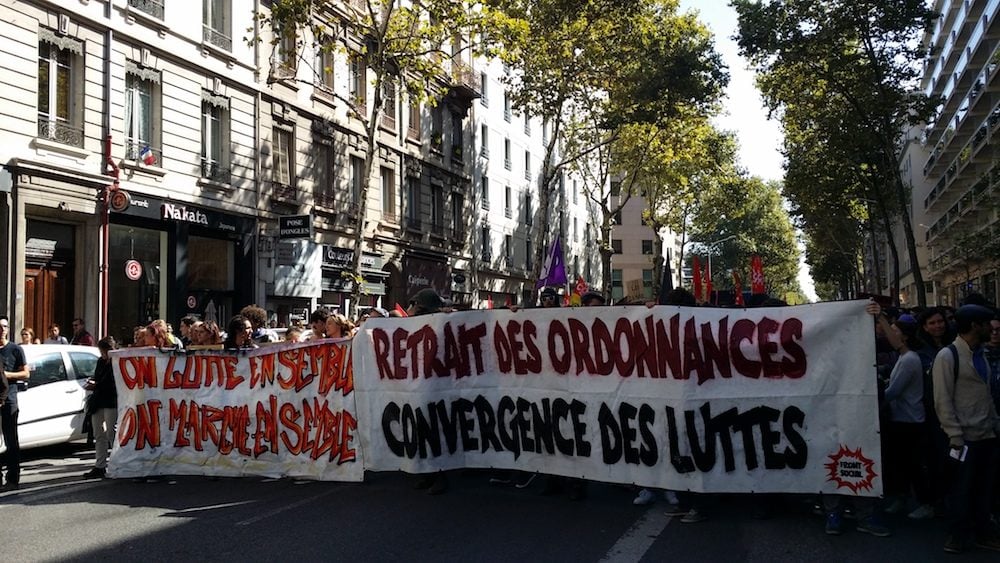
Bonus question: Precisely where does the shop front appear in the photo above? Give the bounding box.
[401,252,450,302]
[109,194,254,345]
[321,246,387,314]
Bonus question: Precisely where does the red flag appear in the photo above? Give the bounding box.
[692,255,702,302]
[394,303,408,317]
[487,294,494,309]
[750,255,766,294]
[704,263,713,305]
[732,272,744,306]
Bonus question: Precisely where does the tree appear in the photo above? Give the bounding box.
[733,0,938,306]
[498,0,727,298]
[257,1,511,315]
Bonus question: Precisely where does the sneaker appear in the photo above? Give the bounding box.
[856,516,891,537]
[907,504,935,520]
[975,532,1000,552]
[943,535,965,554]
[427,474,449,495]
[633,489,657,506]
[82,468,106,480]
[664,504,687,516]
[681,508,708,524]
[664,491,679,505]
[825,512,843,536]
[883,497,906,515]
[0,482,19,492]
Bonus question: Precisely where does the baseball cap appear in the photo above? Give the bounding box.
[409,288,449,312]
[954,304,995,325]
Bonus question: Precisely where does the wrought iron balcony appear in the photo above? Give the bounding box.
[200,159,230,184]
[125,140,162,165]
[203,25,232,51]
[37,118,83,148]
[271,182,297,201]
[128,0,164,19]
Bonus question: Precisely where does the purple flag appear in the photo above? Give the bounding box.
[536,238,567,288]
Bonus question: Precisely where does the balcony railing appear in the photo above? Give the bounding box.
[203,25,232,51]
[403,215,422,231]
[430,222,446,237]
[271,182,297,201]
[128,0,164,19]
[200,159,230,184]
[125,140,162,165]
[37,118,83,148]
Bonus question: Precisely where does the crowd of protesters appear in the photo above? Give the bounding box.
[5,285,997,554]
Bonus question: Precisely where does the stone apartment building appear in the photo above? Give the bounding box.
[0,0,603,344]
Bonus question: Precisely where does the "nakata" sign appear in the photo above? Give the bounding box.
[161,203,208,225]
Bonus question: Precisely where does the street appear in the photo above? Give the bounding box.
[0,443,996,562]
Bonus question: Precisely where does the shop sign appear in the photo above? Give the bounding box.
[279,214,313,239]
[274,241,321,298]
[125,259,143,281]
[323,246,354,269]
[109,189,131,212]
[403,255,449,296]
[161,203,209,226]
[25,238,57,259]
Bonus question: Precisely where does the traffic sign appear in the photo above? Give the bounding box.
[125,259,143,281]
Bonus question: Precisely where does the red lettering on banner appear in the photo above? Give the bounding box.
[119,356,157,389]
[277,348,315,391]
[136,400,161,450]
[253,395,279,456]
[250,352,277,388]
[780,318,807,378]
[730,318,760,378]
[372,323,488,380]
[758,317,782,378]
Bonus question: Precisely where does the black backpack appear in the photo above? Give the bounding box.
[921,344,959,422]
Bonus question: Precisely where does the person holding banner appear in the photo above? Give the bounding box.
[223,315,257,350]
[325,314,355,339]
[83,337,118,479]
[308,308,330,340]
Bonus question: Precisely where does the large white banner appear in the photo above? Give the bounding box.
[353,301,883,496]
[108,340,362,481]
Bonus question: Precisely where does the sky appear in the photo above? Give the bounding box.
[678,0,819,301]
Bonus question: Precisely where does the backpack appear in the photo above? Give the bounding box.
[921,344,959,423]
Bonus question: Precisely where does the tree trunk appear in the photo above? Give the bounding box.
[349,75,385,318]
[874,193,900,307]
[600,221,613,297]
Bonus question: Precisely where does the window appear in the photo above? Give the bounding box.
[452,193,465,237]
[349,54,366,106]
[37,32,84,147]
[572,180,578,204]
[480,71,488,106]
[201,93,230,183]
[611,269,623,301]
[125,66,162,163]
[203,0,232,50]
[431,104,443,150]
[524,113,531,135]
[612,239,623,254]
[611,180,621,197]
[480,123,489,158]
[429,185,445,234]
[505,234,513,265]
[273,23,297,77]
[505,185,512,218]
[481,224,491,261]
[503,91,511,121]
[642,269,654,290]
[406,177,421,228]
[612,211,622,225]
[349,155,364,206]
[451,111,463,161]
[381,167,396,221]
[69,352,98,380]
[524,151,531,180]
[573,217,578,241]
[382,80,397,129]
[524,192,533,225]
[408,97,420,139]
[542,118,550,144]
[27,353,67,388]
[129,0,164,19]
[314,142,335,207]
[642,240,653,255]
[504,138,511,169]
[317,45,335,91]
[272,127,293,186]
[525,238,532,270]
[481,175,490,210]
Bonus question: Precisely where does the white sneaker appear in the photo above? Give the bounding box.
[907,504,934,520]
[664,490,679,505]
[633,488,656,505]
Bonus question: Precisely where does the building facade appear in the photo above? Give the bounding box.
[0,0,604,344]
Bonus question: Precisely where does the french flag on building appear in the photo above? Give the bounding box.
[139,145,156,166]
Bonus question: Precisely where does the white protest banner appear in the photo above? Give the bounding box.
[353,300,883,496]
[108,340,362,481]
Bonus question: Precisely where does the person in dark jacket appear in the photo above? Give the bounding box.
[83,336,118,479]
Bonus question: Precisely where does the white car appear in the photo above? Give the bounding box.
[0,344,101,452]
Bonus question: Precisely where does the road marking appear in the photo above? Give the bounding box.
[171,500,258,515]
[234,486,341,527]
[0,479,113,503]
[599,507,673,563]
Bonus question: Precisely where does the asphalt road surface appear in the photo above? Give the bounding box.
[1,443,997,562]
